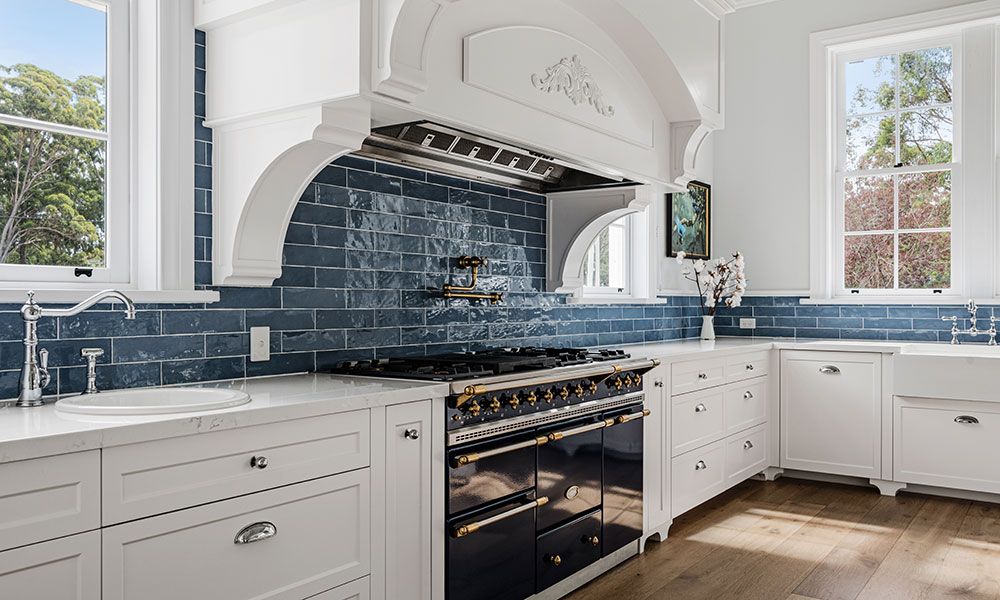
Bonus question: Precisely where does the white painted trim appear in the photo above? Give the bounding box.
[0,289,219,305]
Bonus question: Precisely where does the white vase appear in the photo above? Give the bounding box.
[701,315,716,340]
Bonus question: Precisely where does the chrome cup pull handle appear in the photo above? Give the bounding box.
[695,460,708,471]
[743,440,754,450]
[694,403,708,413]
[234,521,277,544]
[955,415,980,424]
[743,391,754,400]
[819,365,841,374]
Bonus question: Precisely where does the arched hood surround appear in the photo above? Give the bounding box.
[195,0,722,286]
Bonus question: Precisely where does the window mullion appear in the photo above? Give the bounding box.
[0,113,109,142]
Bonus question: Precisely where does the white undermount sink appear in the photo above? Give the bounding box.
[55,387,251,416]
[895,343,1000,402]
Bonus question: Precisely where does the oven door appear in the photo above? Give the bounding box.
[448,430,537,516]
[536,414,604,532]
[602,402,645,554]
[447,492,541,600]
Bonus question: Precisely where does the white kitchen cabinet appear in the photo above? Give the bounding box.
[895,397,1000,494]
[102,410,370,524]
[671,386,726,456]
[780,351,882,478]
[102,470,371,600]
[307,577,370,600]
[725,423,768,486]
[671,438,727,517]
[0,531,100,600]
[642,364,671,542]
[383,400,433,600]
[0,450,100,552]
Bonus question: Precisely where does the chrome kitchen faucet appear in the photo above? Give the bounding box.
[16,289,136,407]
[941,299,997,345]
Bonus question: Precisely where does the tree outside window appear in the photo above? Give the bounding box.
[841,45,954,291]
[0,0,108,269]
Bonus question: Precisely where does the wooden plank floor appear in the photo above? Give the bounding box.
[567,478,1000,600]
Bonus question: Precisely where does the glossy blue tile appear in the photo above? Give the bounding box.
[163,310,244,334]
[162,356,244,385]
[113,335,203,363]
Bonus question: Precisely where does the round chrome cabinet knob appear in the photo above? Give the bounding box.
[404,428,420,440]
[250,455,268,469]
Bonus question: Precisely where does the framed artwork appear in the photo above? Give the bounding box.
[667,180,711,259]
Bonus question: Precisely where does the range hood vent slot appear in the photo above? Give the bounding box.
[358,121,631,192]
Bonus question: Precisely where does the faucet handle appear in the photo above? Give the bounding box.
[37,348,51,388]
[81,348,104,359]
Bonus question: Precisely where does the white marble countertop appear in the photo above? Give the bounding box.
[0,336,945,464]
[0,373,449,464]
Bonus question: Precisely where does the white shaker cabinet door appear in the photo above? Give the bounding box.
[0,531,100,600]
[780,351,882,478]
[383,400,433,600]
[642,364,671,536]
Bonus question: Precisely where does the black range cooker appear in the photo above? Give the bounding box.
[333,347,659,600]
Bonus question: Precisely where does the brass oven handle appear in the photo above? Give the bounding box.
[450,409,651,467]
[451,497,549,538]
[450,359,660,407]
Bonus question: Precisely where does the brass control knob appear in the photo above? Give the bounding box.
[588,381,598,394]
[559,386,570,400]
[508,394,521,409]
[583,535,600,547]
[614,378,624,390]
[489,397,502,412]
[624,374,635,387]
[574,384,585,398]
[543,389,555,403]
[526,391,538,405]
[468,401,481,417]
[635,374,643,387]
[546,554,563,567]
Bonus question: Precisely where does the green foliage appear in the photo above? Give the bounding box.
[0,63,106,267]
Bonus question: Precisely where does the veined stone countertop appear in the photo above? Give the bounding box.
[0,373,449,464]
[0,336,949,464]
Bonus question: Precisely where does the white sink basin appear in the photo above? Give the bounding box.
[55,387,251,416]
[895,343,1000,402]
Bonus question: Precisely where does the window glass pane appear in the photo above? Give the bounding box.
[899,47,952,108]
[844,234,894,289]
[0,123,106,267]
[581,217,628,292]
[0,0,107,131]
[899,231,950,289]
[845,175,893,232]
[846,113,895,171]
[898,170,951,230]
[845,55,895,115]
[899,107,952,166]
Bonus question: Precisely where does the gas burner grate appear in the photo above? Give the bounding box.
[329,346,630,381]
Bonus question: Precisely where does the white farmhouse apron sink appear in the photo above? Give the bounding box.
[55,388,251,416]
[894,344,1000,402]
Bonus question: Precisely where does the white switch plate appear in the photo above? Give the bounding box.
[250,326,270,362]
[739,318,757,330]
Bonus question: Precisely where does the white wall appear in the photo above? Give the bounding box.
[712,0,983,294]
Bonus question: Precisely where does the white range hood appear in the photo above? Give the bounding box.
[194,0,725,287]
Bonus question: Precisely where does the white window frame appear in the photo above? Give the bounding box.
[581,213,634,298]
[832,36,963,299]
[809,3,1000,304]
[0,0,216,303]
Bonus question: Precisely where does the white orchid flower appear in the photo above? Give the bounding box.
[675,251,686,264]
[693,259,705,273]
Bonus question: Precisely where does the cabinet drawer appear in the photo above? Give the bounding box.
[671,439,726,517]
[671,388,725,457]
[536,510,602,593]
[103,410,370,524]
[672,357,725,395]
[0,531,100,600]
[895,399,1000,494]
[0,451,100,552]
[306,577,369,600]
[724,378,768,436]
[725,352,769,383]
[102,470,371,600]
[725,424,768,485]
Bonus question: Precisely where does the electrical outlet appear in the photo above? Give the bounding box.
[250,326,270,362]
[739,318,757,330]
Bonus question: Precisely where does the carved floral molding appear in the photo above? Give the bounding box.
[531,55,615,118]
